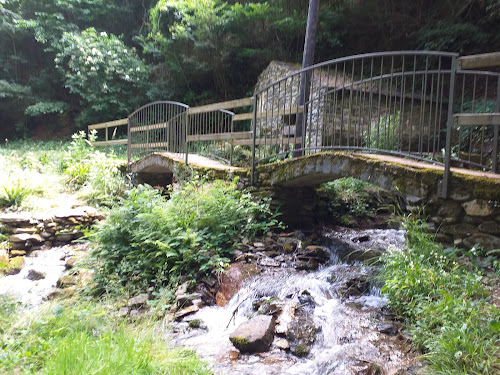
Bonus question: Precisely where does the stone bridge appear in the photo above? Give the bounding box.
[130,151,500,251]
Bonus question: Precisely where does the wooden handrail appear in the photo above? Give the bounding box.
[88,118,127,130]
[454,113,500,126]
[459,52,500,70]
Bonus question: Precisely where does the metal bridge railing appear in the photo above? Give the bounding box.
[127,101,190,164]
[251,51,458,166]
[450,70,500,172]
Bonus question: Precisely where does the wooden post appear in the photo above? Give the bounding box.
[293,0,320,157]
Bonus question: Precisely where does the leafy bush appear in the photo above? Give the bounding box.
[55,28,149,127]
[379,216,500,374]
[90,180,279,295]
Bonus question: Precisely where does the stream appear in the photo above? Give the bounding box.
[0,244,86,307]
[0,225,420,374]
[166,227,420,375]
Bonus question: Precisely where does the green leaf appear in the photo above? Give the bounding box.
[489,320,500,332]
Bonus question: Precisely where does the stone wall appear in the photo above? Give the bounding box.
[0,206,105,253]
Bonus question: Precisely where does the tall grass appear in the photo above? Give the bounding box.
[0,299,210,375]
[379,216,500,374]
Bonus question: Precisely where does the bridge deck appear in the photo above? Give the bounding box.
[159,152,245,172]
[362,154,500,180]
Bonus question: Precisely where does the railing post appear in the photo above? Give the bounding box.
[127,117,131,168]
[230,114,234,166]
[493,77,500,173]
[439,56,459,198]
[251,95,257,185]
[185,108,189,165]
[105,126,108,154]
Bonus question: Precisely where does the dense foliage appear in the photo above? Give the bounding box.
[1,0,498,140]
[318,177,387,226]
[90,180,279,295]
[379,217,500,374]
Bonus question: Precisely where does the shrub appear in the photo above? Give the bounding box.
[318,177,386,225]
[89,180,279,295]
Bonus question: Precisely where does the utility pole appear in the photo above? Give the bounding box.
[293,0,320,157]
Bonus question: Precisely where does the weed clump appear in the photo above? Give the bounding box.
[0,300,210,374]
[62,130,126,205]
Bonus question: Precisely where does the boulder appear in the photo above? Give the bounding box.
[462,199,495,217]
[10,250,27,256]
[275,338,290,350]
[285,310,318,357]
[347,361,383,375]
[5,256,24,275]
[174,305,199,320]
[282,240,296,253]
[436,201,463,223]
[229,315,275,353]
[26,269,46,281]
[127,293,150,307]
[259,257,281,267]
[65,257,77,269]
[9,233,31,243]
[478,221,500,235]
[175,292,203,308]
[377,322,399,336]
[56,275,78,288]
[440,224,477,238]
[303,245,330,262]
[463,234,500,251]
[216,263,261,307]
[295,259,319,270]
[0,213,32,225]
[12,227,37,234]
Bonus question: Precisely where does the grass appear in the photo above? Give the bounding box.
[0,132,128,211]
[379,216,500,374]
[0,298,211,375]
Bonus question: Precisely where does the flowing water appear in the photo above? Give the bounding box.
[0,244,84,307]
[167,228,419,375]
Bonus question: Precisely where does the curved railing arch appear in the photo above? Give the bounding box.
[252,51,459,165]
[128,101,190,163]
[118,51,499,194]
